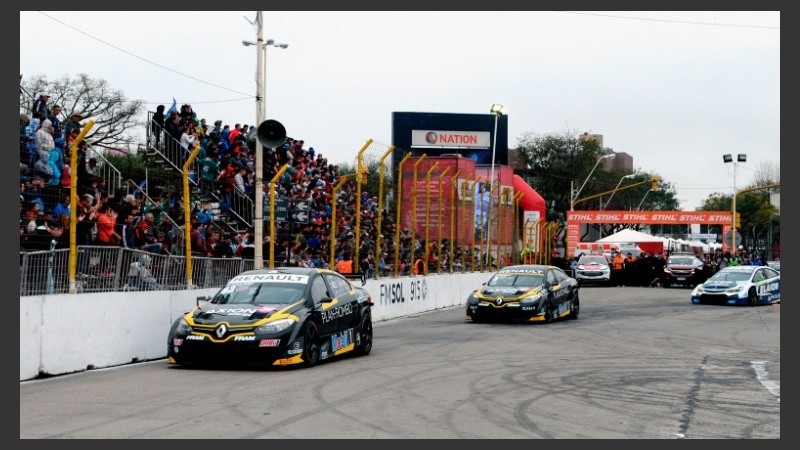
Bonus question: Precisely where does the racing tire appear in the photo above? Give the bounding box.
[302,322,320,367]
[569,294,580,320]
[748,288,758,307]
[354,314,373,356]
[543,301,553,324]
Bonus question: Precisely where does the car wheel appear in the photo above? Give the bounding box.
[569,294,580,320]
[748,288,758,307]
[302,322,320,367]
[543,301,553,324]
[354,314,373,356]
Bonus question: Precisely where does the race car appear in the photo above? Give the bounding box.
[465,264,580,323]
[690,265,780,306]
[167,267,373,368]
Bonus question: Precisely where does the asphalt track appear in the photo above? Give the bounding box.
[20,286,780,439]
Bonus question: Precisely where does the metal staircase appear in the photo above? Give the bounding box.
[145,112,254,233]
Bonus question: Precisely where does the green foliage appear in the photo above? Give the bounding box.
[514,130,681,215]
[700,188,779,251]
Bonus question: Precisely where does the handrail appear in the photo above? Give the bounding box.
[145,111,254,229]
[87,145,123,196]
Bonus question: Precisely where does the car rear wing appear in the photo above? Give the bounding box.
[341,272,367,286]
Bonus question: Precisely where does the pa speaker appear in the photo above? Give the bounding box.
[256,119,287,149]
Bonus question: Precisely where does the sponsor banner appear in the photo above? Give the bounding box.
[523,211,541,252]
[411,130,491,148]
[567,210,733,225]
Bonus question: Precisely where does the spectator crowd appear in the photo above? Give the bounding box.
[20,96,452,278]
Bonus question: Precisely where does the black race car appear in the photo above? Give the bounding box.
[465,264,580,323]
[167,267,373,368]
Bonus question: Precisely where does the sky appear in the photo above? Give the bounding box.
[19,11,780,211]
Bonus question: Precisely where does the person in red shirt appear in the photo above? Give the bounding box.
[95,204,120,246]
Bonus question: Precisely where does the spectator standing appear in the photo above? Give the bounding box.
[95,204,120,246]
[46,104,64,145]
[20,113,33,172]
[717,252,730,272]
[413,251,426,276]
[34,119,55,180]
[233,165,248,195]
[52,194,70,222]
[623,252,637,286]
[63,109,83,138]
[336,251,354,274]
[120,213,137,249]
[190,221,207,257]
[215,162,235,214]
[728,253,740,267]
[164,111,182,156]
[150,104,165,149]
[76,194,98,274]
[611,251,625,286]
[143,197,167,225]
[31,92,50,120]
[195,201,213,225]
[179,122,196,154]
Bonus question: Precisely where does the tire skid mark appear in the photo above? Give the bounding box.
[676,355,707,438]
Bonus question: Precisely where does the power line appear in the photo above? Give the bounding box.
[560,11,779,29]
[37,11,254,98]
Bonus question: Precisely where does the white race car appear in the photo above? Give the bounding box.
[691,265,780,306]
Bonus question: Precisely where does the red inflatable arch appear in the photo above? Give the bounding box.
[513,174,546,221]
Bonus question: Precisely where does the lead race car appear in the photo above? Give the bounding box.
[465,264,580,323]
[690,265,780,306]
[167,267,373,368]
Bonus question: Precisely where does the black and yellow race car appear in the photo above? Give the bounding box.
[465,264,580,323]
[167,267,373,368]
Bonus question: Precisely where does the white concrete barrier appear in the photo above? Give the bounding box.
[19,272,493,381]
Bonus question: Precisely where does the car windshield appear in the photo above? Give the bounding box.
[668,257,695,265]
[212,273,310,305]
[488,274,544,287]
[578,256,607,265]
[707,270,752,283]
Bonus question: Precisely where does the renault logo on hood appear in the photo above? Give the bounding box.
[215,324,227,338]
[495,297,503,305]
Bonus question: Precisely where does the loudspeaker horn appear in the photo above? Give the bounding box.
[256,119,287,149]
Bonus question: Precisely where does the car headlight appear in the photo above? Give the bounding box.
[727,285,746,293]
[692,285,704,294]
[664,268,673,274]
[519,294,543,305]
[255,318,296,334]
[175,318,192,335]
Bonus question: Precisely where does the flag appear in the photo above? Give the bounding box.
[166,97,178,116]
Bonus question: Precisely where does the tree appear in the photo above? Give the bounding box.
[752,159,780,187]
[20,73,145,148]
[514,129,606,216]
[699,158,779,255]
[700,188,778,253]
[513,130,680,217]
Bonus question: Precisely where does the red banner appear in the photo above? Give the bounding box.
[567,210,732,225]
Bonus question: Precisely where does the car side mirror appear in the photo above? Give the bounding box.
[196,295,211,307]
